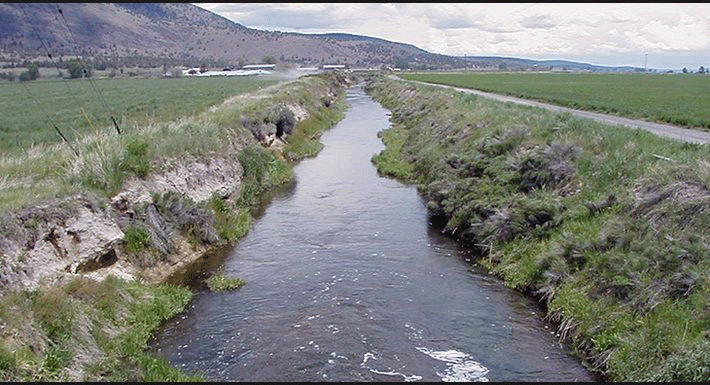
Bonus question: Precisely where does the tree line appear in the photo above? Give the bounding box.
[0,59,93,82]
[682,66,707,74]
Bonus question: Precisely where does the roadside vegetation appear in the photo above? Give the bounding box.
[400,72,710,131]
[0,72,352,381]
[366,75,710,381]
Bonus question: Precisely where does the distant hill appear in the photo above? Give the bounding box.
[461,56,643,72]
[0,3,643,72]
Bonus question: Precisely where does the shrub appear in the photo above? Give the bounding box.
[0,346,16,375]
[206,272,246,292]
[120,138,150,178]
[123,226,151,254]
[208,196,251,242]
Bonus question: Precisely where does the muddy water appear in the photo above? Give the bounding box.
[149,85,596,382]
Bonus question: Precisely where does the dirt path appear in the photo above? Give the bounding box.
[402,78,710,145]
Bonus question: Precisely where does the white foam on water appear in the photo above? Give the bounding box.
[416,347,490,382]
[361,351,423,382]
[362,352,377,365]
[369,368,423,382]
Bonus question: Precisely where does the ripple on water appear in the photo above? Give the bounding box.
[415,347,490,382]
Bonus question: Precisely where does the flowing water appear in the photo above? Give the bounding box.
[149,85,596,382]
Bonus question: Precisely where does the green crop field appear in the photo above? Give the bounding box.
[400,72,710,130]
[0,75,279,152]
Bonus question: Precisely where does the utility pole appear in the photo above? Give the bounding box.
[644,53,648,72]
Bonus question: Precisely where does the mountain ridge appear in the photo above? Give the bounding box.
[0,3,643,72]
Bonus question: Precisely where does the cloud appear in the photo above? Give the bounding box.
[434,18,473,30]
[519,14,556,30]
[203,3,342,31]
[193,2,710,69]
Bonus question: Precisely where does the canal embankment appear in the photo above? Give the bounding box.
[149,84,595,382]
[0,72,358,381]
[365,75,710,382]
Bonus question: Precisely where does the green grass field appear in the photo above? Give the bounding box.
[0,76,278,152]
[400,72,710,130]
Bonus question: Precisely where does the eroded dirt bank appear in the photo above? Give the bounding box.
[0,73,361,381]
[0,73,358,294]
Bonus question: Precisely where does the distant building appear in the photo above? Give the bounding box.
[242,64,276,70]
[322,64,346,71]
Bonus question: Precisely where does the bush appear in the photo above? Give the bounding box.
[0,72,16,81]
[123,226,151,254]
[206,272,246,292]
[18,71,30,82]
[65,59,91,79]
[27,62,39,81]
[237,145,292,205]
[120,138,150,177]
[208,196,251,242]
[0,346,16,375]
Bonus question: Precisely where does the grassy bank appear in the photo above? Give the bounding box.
[400,72,710,130]
[0,72,353,381]
[366,75,710,381]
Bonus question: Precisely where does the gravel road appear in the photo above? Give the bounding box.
[403,79,710,145]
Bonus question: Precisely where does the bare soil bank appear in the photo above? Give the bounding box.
[0,72,360,381]
[0,73,358,294]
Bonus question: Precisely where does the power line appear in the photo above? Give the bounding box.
[20,3,93,140]
[55,3,121,135]
[14,4,80,156]
[20,5,71,91]
[19,80,79,156]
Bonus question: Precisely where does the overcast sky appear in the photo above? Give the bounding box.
[193,3,710,70]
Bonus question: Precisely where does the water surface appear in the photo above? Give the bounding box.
[150,85,595,382]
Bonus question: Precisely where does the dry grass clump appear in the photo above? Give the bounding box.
[633,169,710,233]
[366,74,710,382]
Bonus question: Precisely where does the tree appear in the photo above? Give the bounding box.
[699,66,706,74]
[66,59,86,79]
[0,71,16,81]
[682,67,688,74]
[394,58,410,70]
[27,62,39,80]
[261,55,277,64]
[18,71,31,82]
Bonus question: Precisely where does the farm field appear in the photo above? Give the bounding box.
[400,72,710,131]
[0,75,279,152]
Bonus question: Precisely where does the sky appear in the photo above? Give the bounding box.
[193,3,710,71]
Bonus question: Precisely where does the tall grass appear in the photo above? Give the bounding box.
[0,72,353,381]
[0,276,200,381]
[367,75,710,381]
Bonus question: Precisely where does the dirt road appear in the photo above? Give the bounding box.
[403,78,710,145]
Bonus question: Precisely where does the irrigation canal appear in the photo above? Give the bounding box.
[149,85,596,382]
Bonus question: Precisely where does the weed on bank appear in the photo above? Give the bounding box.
[0,72,352,381]
[366,76,710,381]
